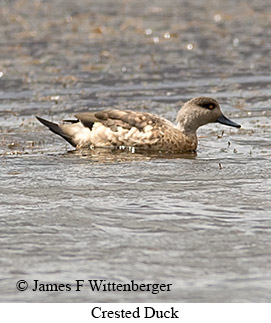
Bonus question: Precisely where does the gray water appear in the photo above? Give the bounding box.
[0,0,271,302]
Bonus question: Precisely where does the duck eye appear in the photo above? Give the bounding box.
[198,102,216,109]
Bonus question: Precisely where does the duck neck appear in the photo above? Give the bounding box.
[176,109,202,134]
[176,119,199,135]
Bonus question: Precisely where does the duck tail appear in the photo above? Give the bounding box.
[36,116,76,147]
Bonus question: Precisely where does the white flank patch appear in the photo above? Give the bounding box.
[61,121,160,148]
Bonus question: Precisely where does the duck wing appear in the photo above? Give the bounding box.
[75,110,168,132]
[72,109,175,148]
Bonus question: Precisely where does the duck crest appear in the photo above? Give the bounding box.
[36,97,240,153]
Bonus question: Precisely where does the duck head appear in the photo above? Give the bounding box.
[177,97,241,133]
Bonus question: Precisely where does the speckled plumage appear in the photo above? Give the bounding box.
[36,97,241,153]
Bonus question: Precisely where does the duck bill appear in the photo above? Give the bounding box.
[216,114,241,128]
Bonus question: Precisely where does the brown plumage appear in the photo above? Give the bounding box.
[36,97,241,153]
